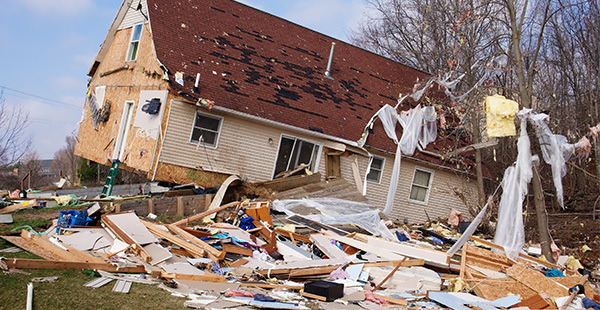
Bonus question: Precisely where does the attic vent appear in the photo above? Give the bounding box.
[324,42,336,79]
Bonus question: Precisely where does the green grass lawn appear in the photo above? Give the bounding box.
[0,208,188,310]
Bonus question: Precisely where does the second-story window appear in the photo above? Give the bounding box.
[126,23,143,61]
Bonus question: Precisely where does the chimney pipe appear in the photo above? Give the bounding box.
[324,42,336,79]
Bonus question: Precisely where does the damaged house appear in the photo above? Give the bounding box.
[75,0,481,223]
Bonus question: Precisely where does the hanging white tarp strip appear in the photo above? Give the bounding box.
[493,109,533,259]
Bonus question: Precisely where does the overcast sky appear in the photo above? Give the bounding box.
[0,0,369,160]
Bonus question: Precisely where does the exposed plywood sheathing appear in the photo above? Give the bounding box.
[506,262,569,298]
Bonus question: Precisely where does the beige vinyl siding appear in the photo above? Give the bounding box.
[118,0,148,30]
[161,100,477,223]
[161,100,327,183]
[335,150,477,223]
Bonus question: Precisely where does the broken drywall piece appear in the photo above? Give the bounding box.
[105,213,158,245]
[57,230,112,251]
[143,243,172,265]
[428,291,520,310]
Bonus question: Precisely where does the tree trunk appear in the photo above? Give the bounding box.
[533,165,553,263]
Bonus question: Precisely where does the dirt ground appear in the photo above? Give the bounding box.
[525,212,600,270]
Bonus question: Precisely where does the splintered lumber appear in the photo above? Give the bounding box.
[166,224,224,260]
[373,293,408,306]
[254,258,423,277]
[373,257,408,291]
[101,215,152,262]
[141,220,217,262]
[310,234,347,259]
[365,235,450,267]
[301,292,327,301]
[470,236,576,276]
[275,227,312,245]
[0,199,38,214]
[172,201,241,226]
[2,258,145,273]
[38,234,106,264]
[1,236,63,260]
[506,262,569,298]
[222,243,253,256]
[252,221,277,254]
[20,230,85,262]
[325,235,405,261]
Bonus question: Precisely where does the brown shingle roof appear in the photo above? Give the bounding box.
[147,0,482,175]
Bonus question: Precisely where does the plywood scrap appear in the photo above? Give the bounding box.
[513,293,551,309]
[468,277,537,301]
[506,262,569,298]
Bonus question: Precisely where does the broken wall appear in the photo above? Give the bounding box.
[75,21,168,173]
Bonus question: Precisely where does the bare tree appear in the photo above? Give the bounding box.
[0,87,32,168]
[52,135,79,185]
[19,151,43,189]
[352,0,506,208]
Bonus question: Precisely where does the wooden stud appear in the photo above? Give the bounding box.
[3,258,145,273]
[172,201,241,226]
[166,224,223,260]
[101,215,152,262]
[176,197,184,216]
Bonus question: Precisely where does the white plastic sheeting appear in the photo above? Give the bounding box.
[272,198,395,240]
[358,104,437,215]
[529,113,583,209]
[493,109,533,259]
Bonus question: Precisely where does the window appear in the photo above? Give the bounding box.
[366,156,385,183]
[126,23,143,61]
[409,168,433,203]
[190,112,222,148]
[273,136,321,178]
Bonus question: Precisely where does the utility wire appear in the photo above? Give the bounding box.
[1,86,82,110]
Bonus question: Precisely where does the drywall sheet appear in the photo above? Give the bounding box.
[133,90,168,139]
[106,213,158,245]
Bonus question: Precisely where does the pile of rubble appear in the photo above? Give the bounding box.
[1,183,599,309]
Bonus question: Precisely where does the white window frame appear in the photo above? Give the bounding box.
[366,156,385,184]
[408,167,434,204]
[272,134,322,178]
[126,23,143,61]
[189,111,223,149]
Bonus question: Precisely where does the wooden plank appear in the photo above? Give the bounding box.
[141,220,212,261]
[275,228,312,244]
[166,224,223,259]
[38,234,106,264]
[3,258,146,273]
[222,243,253,257]
[326,235,405,261]
[301,292,327,301]
[469,236,575,275]
[367,236,450,266]
[20,230,85,262]
[443,139,498,157]
[101,215,152,262]
[257,172,321,192]
[254,259,423,277]
[373,293,408,306]
[373,257,407,291]
[229,258,249,267]
[0,199,38,214]
[172,201,241,226]
[1,236,62,260]
[506,262,568,298]
[513,294,551,309]
[240,282,303,290]
[310,234,347,259]
[160,271,227,282]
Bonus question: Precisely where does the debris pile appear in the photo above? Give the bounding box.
[1,179,599,310]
